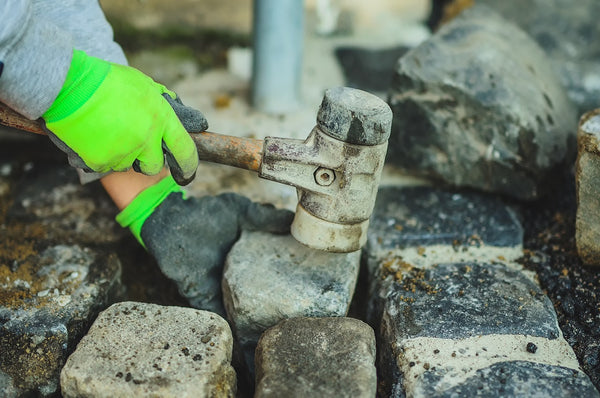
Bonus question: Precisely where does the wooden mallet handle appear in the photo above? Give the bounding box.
[0,102,263,173]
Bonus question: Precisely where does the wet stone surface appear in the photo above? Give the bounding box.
[254,317,376,398]
[222,231,361,378]
[60,301,237,398]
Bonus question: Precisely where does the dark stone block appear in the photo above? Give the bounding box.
[368,186,522,251]
[387,5,577,200]
[382,261,559,340]
[418,361,600,397]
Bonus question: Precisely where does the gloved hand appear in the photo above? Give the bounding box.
[116,175,294,315]
[42,49,207,185]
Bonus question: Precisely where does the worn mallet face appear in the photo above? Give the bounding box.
[260,87,393,252]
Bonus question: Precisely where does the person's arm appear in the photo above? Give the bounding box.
[0,1,206,185]
[0,0,73,119]
[101,168,170,211]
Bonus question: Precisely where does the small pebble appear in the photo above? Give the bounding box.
[526,342,538,353]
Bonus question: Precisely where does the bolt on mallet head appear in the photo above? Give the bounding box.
[260,87,392,252]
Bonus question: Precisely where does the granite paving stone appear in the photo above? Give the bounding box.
[254,317,376,398]
[366,185,598,397]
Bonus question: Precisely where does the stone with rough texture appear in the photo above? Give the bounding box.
[387,4,577,200]
[60,302,236,398]
[576,110,600,266]
[0,245,123,397]
[254,317,376,398]
[366,185,523,325]
[376,259,599,397]
[368,185,523,254]
[365,185,598,397]
[416,361,599,398]
[222,231,361,376]
[381,261,559,340]
[478,0,600,115]
[8,164,129,246]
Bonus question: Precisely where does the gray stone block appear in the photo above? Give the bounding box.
[364,184,596,396]
[387,4,577,200]
[417,361,600,398]
[381,261,559,340]
[368,186,523,253]
[254,317,376,398]
[576,110,600,266]
[222,231,361,376]
[478,0,600,115]
[60,302,236,398]
[0,245,123,397]
[366,186,524,326]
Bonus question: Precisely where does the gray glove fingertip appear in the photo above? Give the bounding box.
[162,93,209,132]
[162,141,197,186]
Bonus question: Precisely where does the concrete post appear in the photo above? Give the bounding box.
[251,0,304,114]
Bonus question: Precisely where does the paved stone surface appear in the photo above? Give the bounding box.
[3,2,600,396]
[366,185,524,323]
[254,317,376,398]
[387,4,577,200]
[518,169,600,392]
[366,185,597,397]
[0,245,123,397]
[60,301,236,398]
[576,109,600,266]
[222,231,361,377]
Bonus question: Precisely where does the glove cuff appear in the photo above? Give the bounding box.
[43,49,110,123]
[116,175,184,247]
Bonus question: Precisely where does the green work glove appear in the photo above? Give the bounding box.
[43,50,207,185]
[116,176,294,315]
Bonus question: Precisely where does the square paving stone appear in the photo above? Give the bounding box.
[255,317,376,398]
[60,302,236,398]
[222,231,361,377]
[368,186,523,255]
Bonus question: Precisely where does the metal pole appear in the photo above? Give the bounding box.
[252,0,304,114]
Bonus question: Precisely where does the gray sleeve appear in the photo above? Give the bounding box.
[0,0,127,120]
[0,0,73,119]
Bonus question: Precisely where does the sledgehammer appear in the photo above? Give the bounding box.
[0,87,392,252]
